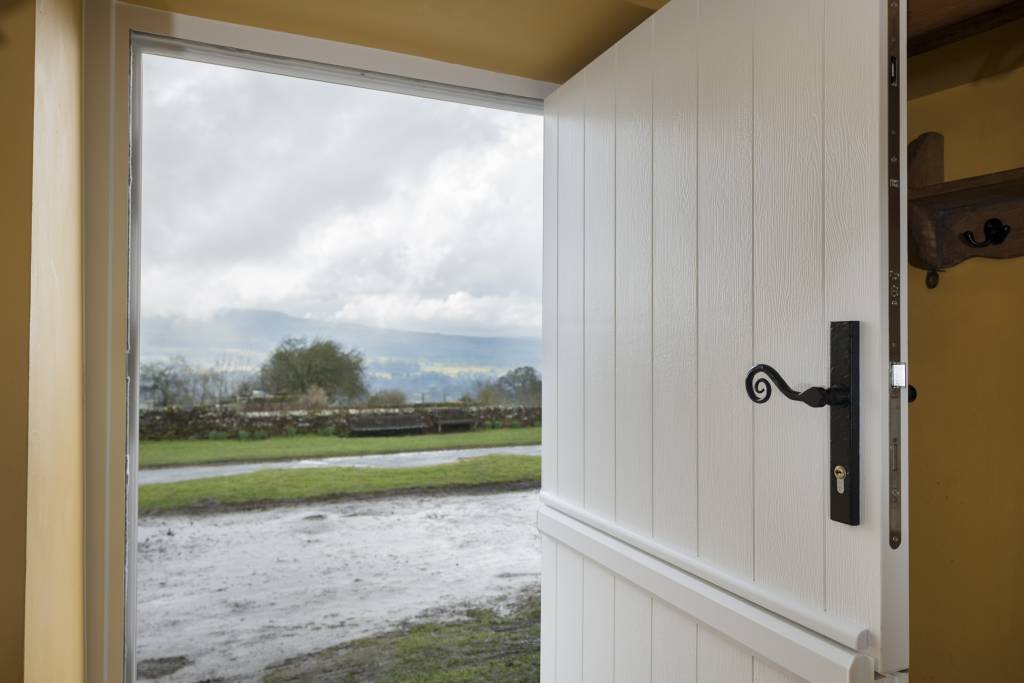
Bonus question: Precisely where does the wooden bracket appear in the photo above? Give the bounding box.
[908,132,1024,288]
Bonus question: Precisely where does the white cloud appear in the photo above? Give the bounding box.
[333,292,541,336]
[140,54,542,338]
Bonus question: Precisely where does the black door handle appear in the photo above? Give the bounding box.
[744,321,860,526]
[745,364,849,408]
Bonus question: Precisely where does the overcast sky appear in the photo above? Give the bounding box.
[140,54,543,338]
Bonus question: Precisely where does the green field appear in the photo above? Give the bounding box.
[140,427,541,468]
[139,454,540,514]
[263,588,539,683]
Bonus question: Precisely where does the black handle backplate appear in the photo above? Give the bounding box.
[745,321,860,526]
[829,321,859,526]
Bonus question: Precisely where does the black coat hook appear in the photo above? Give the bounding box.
[963,218,1010,248]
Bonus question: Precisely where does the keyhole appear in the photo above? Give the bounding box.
[833,465,848,495]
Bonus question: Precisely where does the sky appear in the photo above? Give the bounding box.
[140,54,543,338]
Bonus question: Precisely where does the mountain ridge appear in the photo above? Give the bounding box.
[141,308,542,375]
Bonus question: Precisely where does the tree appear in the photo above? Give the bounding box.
[260,337,367,404]
[366,389,407,408]
[140,355,254,407]
[140,356,194,407]
[473,366,542,406]
[299,385,329,411]
[473,378,505,406]
[496,366,542,407]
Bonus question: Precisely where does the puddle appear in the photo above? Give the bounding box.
[136,490,541,681]
[139,444,541,485]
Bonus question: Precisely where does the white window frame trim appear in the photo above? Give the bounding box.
[83,3,554,681]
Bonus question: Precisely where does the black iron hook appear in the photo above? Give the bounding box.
[963,218,1010,248]
[745,364,849,409]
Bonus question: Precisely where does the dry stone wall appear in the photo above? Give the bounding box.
[139,405,542,440]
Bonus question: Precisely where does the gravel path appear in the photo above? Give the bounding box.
[136,490,541,682]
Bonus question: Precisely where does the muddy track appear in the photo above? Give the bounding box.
[137,489,542,682]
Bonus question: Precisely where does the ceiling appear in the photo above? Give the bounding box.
[908,0,1017,36]
[126,0,1020,85]
[126,0,658,84]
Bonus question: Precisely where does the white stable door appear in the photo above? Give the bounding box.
[539,0,908,681]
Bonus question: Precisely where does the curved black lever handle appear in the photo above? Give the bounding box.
[745,364,849,408]
[963,218,1010,248]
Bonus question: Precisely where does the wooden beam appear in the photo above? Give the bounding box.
[909,0,1024,56]
[622,0,668,10]
[908,132,944,189]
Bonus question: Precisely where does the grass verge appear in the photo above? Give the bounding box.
[138,454,540,515]
[262,588,540,683]
[140,426,541,468]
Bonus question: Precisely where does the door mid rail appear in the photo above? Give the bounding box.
[538,503,874,683]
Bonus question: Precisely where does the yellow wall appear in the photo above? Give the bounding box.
[0,1,37,676]
[908,19,1024,683]
[0,0,84,680]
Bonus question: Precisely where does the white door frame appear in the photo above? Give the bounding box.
[82,3,554,680]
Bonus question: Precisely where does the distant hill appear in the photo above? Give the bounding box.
[141,309,542,400]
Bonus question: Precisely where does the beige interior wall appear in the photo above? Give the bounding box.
[22,0,85,680]
[907,19,1024,683]
[0,1,37,676]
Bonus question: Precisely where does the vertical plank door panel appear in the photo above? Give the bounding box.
[822,0,895,667]
[652,599,698,683]
[540,0,903,676]
[651,0,700,556]
[614,20,654,537]
[556,544,584,683]
[582,558,615,683]
[751,0,826,606]
[698,626,753,683]
[754,658,808,683]
[557,75,586,506]
[540,535,558,683]
[583,48,617,519]
[614,578,653,683]
[542,93,559,495]
[696,0,755,577]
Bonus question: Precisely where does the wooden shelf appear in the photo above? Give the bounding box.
[908,133,1024,282]
[911,166,1024,209]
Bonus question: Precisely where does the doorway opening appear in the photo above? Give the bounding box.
[130,38,544,682]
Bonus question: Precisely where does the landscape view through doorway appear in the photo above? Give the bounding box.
[135,52,543,682]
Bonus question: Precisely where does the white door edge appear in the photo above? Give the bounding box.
[538,503,875,683]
